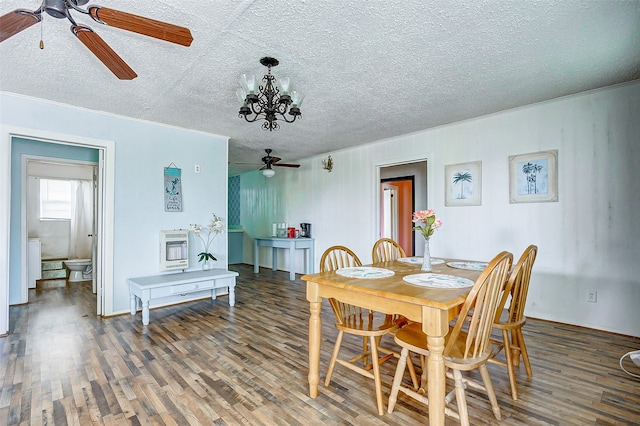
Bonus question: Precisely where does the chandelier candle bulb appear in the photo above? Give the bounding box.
[278,77,291,95]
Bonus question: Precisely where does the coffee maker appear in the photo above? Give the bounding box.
[300,223,311,238]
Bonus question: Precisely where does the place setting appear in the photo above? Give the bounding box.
[402,273,475,289]
[398,257,444,265]
[336,266,395,279]
[446,261,489,271]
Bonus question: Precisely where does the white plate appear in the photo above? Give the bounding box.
[447,261,488,271]
[398,257,445,265]
[403,273,474,288]
[336,267,395,279]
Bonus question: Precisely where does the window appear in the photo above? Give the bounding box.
[40,179,72,220]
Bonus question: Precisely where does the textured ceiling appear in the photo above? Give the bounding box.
[1,1,639,175]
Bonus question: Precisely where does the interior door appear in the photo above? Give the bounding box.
[382,184,398,240]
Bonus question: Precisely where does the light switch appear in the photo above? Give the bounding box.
[195,165,201,173]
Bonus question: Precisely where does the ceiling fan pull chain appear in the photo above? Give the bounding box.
[39,11,43,49]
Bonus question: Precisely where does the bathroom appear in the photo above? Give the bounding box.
[26,159,97,289]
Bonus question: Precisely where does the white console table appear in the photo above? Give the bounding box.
[254,237,315,281]
[128,269,238,325]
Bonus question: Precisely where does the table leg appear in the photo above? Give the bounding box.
[254,240,259,273]
[307,284,321,398]
[289,242,296,281]
[422,306,450,426]
[272,247,278,272]
[308,245,315,274]
[141,299,150,326]
[129,292,137,315]
[228,280,236,306]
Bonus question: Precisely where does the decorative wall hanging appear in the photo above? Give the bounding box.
[322,155,333,172]
[445,161,482,206]
[164,163,182,211]
[509,150,558,203]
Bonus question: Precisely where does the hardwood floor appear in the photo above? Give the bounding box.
[1,264,639,425]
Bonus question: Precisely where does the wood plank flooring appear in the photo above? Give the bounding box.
[1,264,639,425]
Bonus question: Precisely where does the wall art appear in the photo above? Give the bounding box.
[509,150,558,203]
[445,161,482,206]
[164,163,183,211]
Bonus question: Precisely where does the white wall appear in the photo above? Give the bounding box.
[240,81,640,337]
[0,92,230,334]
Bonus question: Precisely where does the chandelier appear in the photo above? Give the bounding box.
[237,57,304,131]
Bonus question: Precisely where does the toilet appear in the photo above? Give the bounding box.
[64,259,92,282]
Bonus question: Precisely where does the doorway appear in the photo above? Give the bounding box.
[24,158,98,302]
[2,128,115,335]
[379,161,428,256]
[380,178,414,255]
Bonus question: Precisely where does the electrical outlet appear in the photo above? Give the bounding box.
[587,290,597,303]
[194,165,201,173]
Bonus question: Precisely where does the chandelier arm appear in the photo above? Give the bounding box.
[242,114,263,123]
[277,113,299,124]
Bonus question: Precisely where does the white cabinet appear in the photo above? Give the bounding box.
[28,238,41,289]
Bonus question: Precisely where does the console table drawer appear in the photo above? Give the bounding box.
[171,281,214,295]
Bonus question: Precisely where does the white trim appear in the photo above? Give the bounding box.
[0,125,115,334]
[0,127,11,334]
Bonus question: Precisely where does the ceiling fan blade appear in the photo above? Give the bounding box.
[73,25,137,80]
[0,9,41,43]
[88,6,193,47]
[273,163,301,168]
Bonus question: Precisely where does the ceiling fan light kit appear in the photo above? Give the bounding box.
[237,57,304,131]
[262,167,276,178]
[0,0,193,80]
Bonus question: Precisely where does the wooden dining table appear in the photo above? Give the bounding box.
[302,258,483,426]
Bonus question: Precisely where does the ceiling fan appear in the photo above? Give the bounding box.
[233,149,301,178]
[0,0,193,80]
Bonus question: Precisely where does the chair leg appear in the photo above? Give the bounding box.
[362,335,370,367]
[388,347,409,413]
[369,336,385,416]
[405,352,419,390]
[502,329,518,400]
[517,328,533,377]
[452,369,470,426]
[511,329,521,367]
[325,331,344,386]
[479,364,501,421]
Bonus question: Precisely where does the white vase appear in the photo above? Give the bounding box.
[202,259,212,271]
[421,237,432,272]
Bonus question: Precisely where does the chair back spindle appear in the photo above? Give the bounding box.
[372,238,406,263]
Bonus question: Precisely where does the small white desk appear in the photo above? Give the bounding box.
[254,237,315,281]
[128,269,238,325]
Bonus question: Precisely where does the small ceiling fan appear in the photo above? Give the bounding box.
[233,149,301,178]
[0,0,193,80]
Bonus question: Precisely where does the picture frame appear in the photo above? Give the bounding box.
[445,161,482,206]
[509,150,558,203]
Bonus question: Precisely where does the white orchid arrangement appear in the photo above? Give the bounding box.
[190,213,224,263]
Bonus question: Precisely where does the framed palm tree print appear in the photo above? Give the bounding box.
[445,161,482,206]
[509,150,558,203]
